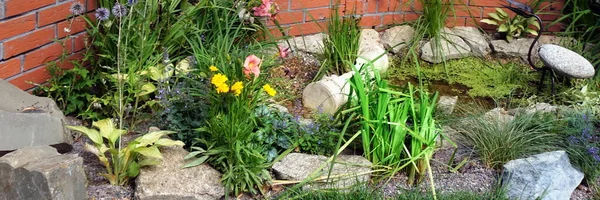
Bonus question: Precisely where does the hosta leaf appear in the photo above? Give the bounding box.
[526,29,539,36]
[530,20,540,30]
[108,129,126,147]
[128,161,140,177]
[136,131,174,147]
[498,24,509,32]
[154,138,184,147]
[84,143,100,156]
[488,13,502,21]
[92,119,116,139]
[181,156,208,168]
[176,59,191,74]
[507,35,514,42]
[496,8,508,18]
[136,83,156,97]
[480,19,498,25]
[138,158,162,166]
[134,146,163,159]
[67,126,103,144]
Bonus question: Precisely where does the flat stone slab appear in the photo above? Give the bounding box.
[135,146,225,200]
[279,33,326,55]
[502,150,583,200]
[452,26,491,57]
[421,28,471,63]
[539,44,595,78]
[0,146,87,200]
[491,38,539,61]
[381,25,415,54]
[272,153,372,189]
[0,79,71,151]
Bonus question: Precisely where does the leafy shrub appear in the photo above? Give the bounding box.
[457,111,560,169]
[67,119,184,186]
[480,8,540,42]
[558,110,600,182]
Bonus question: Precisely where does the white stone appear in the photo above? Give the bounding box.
[358,29,383,52]
[279,33,327,54]
[539,44,595,78]
[502,151,584,200]
[381,25,415,54]
[437,96,458,115]
[421,28,471,63]
[356,45,389,74]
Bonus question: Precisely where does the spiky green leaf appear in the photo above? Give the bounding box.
[181,156,208,168]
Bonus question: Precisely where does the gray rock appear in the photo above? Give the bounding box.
[437,96,458,116]
[491,38,539,61]
[358,29,383,53]
[135,146,225,200]
[421,28,471,63]
[381,25,415,54]
[539,44,595,78]
[279,33,327,55]
[0,146,87,200]
[538,35,577,47]
[484,108,514,125]
[509,103,557,115]
[452,26,491,57]
[502,151,583,200]
[272,153,372,189]
[0,79,71,151]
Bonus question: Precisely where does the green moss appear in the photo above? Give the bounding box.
[390,57,538,99]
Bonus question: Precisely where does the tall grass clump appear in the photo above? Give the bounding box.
[343,64,439,188]
[457,111,560,169]
[314,1,362,80]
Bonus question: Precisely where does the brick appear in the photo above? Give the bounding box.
[291,0,330,10]
[288,21,327,36]
[382,13,403,25]
[5,0,54,17]
[306,7,331,21]
[23,42,68,71]
[8,65,51,90]
[57,15,89,38]
[454,6,482,18]
[0,56,22,79]
[445,17,466,27]
[359,15,382,28]
[55,51,84,71]
[273,10,304,24]
[274,0,290,11]
[38,0,86,27]
[404,13,420,21]
[0,14,36,41]
[72,33,88,52]
[87,0,97,11]
[4,26,56,59]
[470,0,504,7]
[344,0,377,14]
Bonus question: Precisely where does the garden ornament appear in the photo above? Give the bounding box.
[504,0,595,96]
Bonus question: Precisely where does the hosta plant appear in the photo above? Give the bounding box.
[67,118,184,186]
[480,8,540,42]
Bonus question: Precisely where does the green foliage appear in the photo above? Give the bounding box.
[392,57,537,99]
[480,8,540,42]
[555,0,600,68]
[67,119,184,185]
[457,111,560,169]
[557,109,600,182]
[315,1,361,80]
[343,64,439,186]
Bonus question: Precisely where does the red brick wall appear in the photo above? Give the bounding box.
[0,0,564,90]
[0,0,93,90]
[271,0,565,36]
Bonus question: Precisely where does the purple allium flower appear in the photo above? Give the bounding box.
[128,0,138,5]
[594,154,600,162]
[70,2,86,15]
[112,3,128,17]
[588,147,599,155]
[95,7,110,21]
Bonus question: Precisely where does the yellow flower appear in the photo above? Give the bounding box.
[263,84,276,97]
[216,83,230,93]
[209,65,218,72]
[211,73,228,87]
[231,81,244,96]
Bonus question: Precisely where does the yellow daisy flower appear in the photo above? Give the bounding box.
[216,83,230,93]
[209,65,218,72]
[211,73,228,87]
[263,84,276,97]
[231,81,244,96]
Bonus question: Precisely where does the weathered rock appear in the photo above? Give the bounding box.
[279,33,327,54]
[135,146,225,200]
[539,44,595,78]
[358,29,383,52]
[0,146,87,200]
[484,108,514,125]
[437,96,458,116]
[421,28,471,63]
[538,35,577,46]
[0,79,71,151]
[491,38,539,61]
[508,103,557,115]
[302,72,353,115]
[502,151,583,200]
[452,26,491,57]
[272,153,372,189]
[356,45,389,74]
[381,25,415,54]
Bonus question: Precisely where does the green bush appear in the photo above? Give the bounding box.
[457,111,560,169]
[558,110,600,182]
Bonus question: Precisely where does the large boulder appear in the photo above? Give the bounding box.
[539,44,595,79]
[502,151,583,200]
[135,146,225,200]
[381,25,415,54]
[279,33,327,55]
[0,146,87,200]
[421,28,471,63]
[491,38,540,61]
[272,153,372,189]
[0,79,71,151]
[452,26,491,57]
